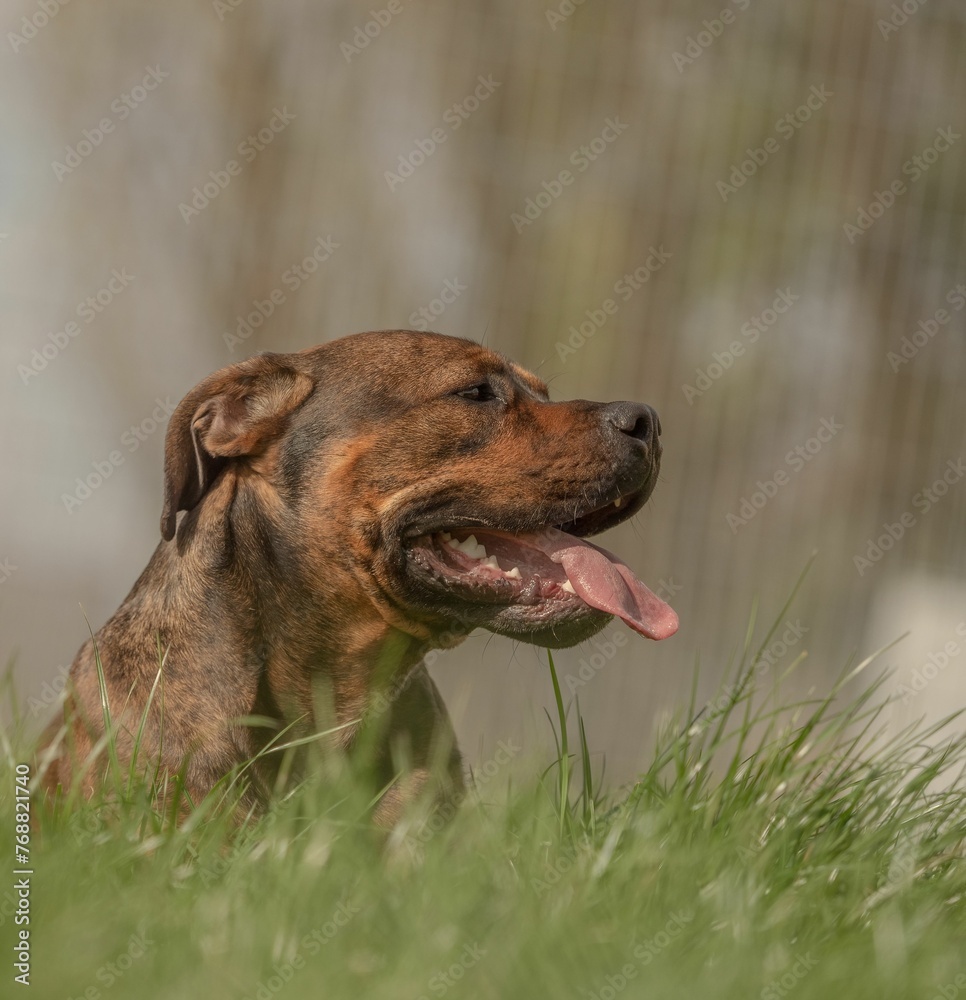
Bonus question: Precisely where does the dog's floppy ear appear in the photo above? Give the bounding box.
[161,353,314,541]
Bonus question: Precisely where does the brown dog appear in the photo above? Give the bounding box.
[40,330,677,824]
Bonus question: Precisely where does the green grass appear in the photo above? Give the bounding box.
[3,603,966,1000]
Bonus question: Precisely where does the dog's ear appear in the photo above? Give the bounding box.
[161,353,314,541]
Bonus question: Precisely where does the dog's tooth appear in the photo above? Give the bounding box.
[454,535,476,554]
[481,555,501,570]
[505,566,522,580]
[614,498,622,509]
[453,534,489,560]
[446,536,462,549]
[561,580,577,594]
[440,531,452,541]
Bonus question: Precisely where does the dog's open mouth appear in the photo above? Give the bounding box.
[405,523,678,641]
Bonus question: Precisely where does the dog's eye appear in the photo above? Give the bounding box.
[454,383,497,402]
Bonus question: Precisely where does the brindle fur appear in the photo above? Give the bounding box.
[38,330,663,825]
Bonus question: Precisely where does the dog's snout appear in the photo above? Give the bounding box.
[602,402,660,444]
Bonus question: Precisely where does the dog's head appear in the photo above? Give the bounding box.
[162,330,677,649]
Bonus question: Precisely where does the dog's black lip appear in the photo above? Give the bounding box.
[553,484,650,538]
[399,483,650,545]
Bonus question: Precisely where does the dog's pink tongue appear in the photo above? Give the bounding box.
[531,527,678,640]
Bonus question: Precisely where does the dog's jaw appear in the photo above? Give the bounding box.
[400,524,677,647]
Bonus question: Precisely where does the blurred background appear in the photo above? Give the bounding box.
[2,0,964,784]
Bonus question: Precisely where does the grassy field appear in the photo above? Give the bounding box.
[3,605,966,1000]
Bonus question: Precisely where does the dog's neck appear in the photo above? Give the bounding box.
[159,476,431,738]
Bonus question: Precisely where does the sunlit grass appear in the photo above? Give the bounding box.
[4,596,966,1000]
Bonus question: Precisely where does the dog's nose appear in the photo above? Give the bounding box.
[602,402,661,443]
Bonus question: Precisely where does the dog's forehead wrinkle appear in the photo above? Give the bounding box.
[308,329,495,370]
[299,331,535,409]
